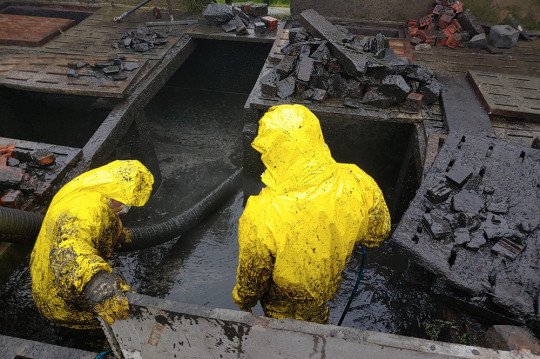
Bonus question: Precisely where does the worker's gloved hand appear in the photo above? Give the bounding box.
[84,271,131,325]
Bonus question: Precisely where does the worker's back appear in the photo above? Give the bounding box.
[233,105,391,323]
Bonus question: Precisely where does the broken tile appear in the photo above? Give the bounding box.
[466,230,486,250]
[277,76,295,99]
[445,164,473,188]
[454,228,471,245]
[296,56,315,83]
[451,190,484,213]
[491,238,525,260]
[422,213,452,240]
[203,3,234,26]
[379,75,411,102]
[362,89,394,108]
[276,55,298,77]
[426,182,453,203]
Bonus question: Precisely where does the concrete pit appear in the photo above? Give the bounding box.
[0,39,501,352]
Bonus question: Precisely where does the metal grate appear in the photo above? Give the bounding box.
[468,71,540,122]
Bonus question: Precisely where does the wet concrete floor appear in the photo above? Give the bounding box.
[0,39,490,351]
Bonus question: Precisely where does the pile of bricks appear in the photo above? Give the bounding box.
[407,0,485,49]
[202,3,278,37]
[261,16,441,110]
[0,144,54,208]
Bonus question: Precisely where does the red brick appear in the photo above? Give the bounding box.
[451,19,462,31]
[436,35,448,46]
[452,1,464,14]
[443,25,457,36]
[432,5,445,15]
[419,14,435,28]
[1,189,22,208]
[408,26,419,37]
[261,16,278,32]
[407,19,418,27]
[438,12,455,29]
[446,32,461,48]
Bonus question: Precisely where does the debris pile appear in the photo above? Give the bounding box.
[66,57,140,81]
[407,0,486,49]
[0,144,56,208]
[113,26,168,52]
[393,134,540,328]
[260,9,441,110]
[202,3,278,37]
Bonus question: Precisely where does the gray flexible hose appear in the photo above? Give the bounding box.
[0,169,242,251]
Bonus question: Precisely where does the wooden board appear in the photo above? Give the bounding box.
[0,137,81,197]
[42,6,180,60]
[468,71,540,122]
[0,14,76,47]
[0,53,148,98]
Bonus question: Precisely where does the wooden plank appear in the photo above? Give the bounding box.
[0,54,148,98]
[468,71,540,122]
[0,14,75,47]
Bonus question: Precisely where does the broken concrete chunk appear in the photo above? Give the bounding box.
[343,79,363,99]
[66,69,78,78]
[232,6,250,24]
[490,25,520,49]
[379,75,411,102]
[422,213,452,240]
[248,3,268,17]
[454,228,471,245]
[452,190,484,213]
[405,92,424,111]
[404,63,434,83]
[203,3,234,26]
[457,9,484,37]
[362,89,394,108]
[491,238,525,260]
[7,158,19,167]
[123,62,140,72]
[254,22,266,37]
[236,25,249,36]
[296,56,315,83]
[343,98,362,109]
[311,88,327,102]
[310,43,330,63]
[445,164,473,188]
[0,189,22,208]
[426,182,453,204]
[457,212,481,231]
[485,325,540,354]
[419,79,442,104]
[0,167,24,188]
[222,15,244,33]
[276,55,298,77]
[327,74,347,98]
[260,70,278,98]
[466,230,486,250]
[102,65,121,75]
[487,198,509,214]
[288,28,309,44]
[277,76,296,99]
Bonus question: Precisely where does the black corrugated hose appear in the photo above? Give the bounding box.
[0,169,242,251]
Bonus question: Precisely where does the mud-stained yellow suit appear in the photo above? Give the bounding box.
[233,105,391,323]
[30,160,153,329]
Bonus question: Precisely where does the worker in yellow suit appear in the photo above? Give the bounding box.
[30,160,154,329]
[233,104,391,323]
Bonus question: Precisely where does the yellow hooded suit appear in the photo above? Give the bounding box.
[233,105,390,323]
[30,160,153,329]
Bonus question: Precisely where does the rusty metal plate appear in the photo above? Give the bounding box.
[0,14,76,47]
[0,137,81,197]
[42,6,180,60]
[468,71,540,122]
[0,54,148,98]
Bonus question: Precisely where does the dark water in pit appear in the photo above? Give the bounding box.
[0,39,490,352]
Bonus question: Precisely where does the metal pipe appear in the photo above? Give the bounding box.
[114,0,153,22]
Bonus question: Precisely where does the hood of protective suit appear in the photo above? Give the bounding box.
[50,160,154,208]
[252,104,334,191]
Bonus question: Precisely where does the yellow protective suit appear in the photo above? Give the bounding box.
[232,105,391,323]
[30,160,154,329]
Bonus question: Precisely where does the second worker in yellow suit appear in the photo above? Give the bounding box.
[232,104,391,323]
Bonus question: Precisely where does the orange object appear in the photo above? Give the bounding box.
[0,144,14,158]
[446,33,461,49]
[452,1,464,14]
[261,16,278,32]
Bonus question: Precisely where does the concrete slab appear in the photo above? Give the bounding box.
[103,293,526,359]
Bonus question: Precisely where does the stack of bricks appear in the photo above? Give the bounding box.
[407,0,483,49]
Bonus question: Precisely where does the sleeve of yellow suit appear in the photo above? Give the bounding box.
[232,211,274,311]
[361,175,392,248]
[49,206,113,300]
